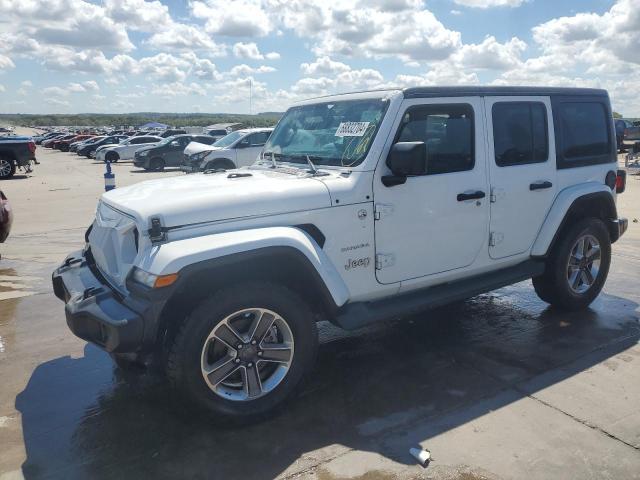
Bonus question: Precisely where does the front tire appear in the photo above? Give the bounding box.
[166,281,318,422]
[533,218,611,310]
[105,151,119,163]
[148,157,165,171]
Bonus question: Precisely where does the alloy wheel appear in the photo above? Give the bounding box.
[200,308,294,401]
[0,159,12,177]
[567,234,601,294]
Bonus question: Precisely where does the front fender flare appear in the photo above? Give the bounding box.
[138,226,350,307]
[531,183,616,257]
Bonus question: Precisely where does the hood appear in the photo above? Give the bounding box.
[102,168,331,229]
[135,144,157,155]
[96,143,119,152]
[184,141,221,157]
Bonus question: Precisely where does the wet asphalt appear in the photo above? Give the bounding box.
[0,140,639,479]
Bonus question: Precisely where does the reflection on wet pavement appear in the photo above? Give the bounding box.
[6,279,639,480]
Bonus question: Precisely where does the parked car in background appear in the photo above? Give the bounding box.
[96,135,163,162]
[34,131,63,145]
[0,190,12,242]
[43,134,72,148]
[59,134,94,152]
[0,136,37,179]
[180,128,272,173]
[133,134,216,171]
[160,129,187,138]
[70,136,99,152]
[77,135,126,157]
[623,118,640,141]
[204,123,243,140]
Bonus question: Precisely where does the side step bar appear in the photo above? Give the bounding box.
[334,260,545,330]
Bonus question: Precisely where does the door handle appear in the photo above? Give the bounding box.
[529,181,553,191]
[457,190,486,201]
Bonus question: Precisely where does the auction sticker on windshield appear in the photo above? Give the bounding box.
[335,122,370,137]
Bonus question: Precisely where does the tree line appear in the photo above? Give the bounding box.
[0,112,282,128]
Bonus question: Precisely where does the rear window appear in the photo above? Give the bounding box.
[557,101,613,167]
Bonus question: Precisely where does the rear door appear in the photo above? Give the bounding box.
[485,96,556,259]
[165,136,192,166]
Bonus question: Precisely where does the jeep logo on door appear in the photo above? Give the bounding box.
[345,257,371,271]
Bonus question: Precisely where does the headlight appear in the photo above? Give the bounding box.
[138,150,148,156]
[131,267,178,289]
[191,151,210,162]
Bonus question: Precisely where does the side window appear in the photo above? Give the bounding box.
[492,102,548,166]
[250,132,269,146]
[558,102,612,166]
[395,103,474,175]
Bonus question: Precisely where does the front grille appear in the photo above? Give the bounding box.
[88,202,138,291]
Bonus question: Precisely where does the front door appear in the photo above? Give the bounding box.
[374,98,490,284]
[484,97,557,259]
[236,132,270,167]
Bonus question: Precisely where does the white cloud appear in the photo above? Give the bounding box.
[42,86,69,97]
[452,0,526,8]
[232,42,279,61]
[456,36,526,70]
[104,0,172,32]
[300,56,351,76]
[44,97,70,107]
[0,84,5,92]
[226,64,276,77]
[192,0,272,37]
[151,82,207,97]
[146,23,226,54]
[0,54,15,70]
[21,80,33,87]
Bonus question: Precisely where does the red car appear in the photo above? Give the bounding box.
[44,134,75,148]
[57,134,94,152]
[0,190,12,243]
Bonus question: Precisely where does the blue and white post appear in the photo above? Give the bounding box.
[104,161,116,191]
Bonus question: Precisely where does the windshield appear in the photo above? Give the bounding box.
[263,98,388,167]
[157,135,178,146]
[213,131,243,148]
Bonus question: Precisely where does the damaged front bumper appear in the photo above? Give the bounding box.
[52,250,166,353]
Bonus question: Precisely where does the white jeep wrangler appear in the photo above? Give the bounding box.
[53,87,627,421]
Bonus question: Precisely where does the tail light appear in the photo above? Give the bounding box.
[616,169,626,194]
[28,141,36,154]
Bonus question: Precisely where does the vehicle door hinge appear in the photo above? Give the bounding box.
[148,217,167,243]
[490,187,506,203]
[374,203,394,220]
[489,231,504,247]
[375,253,395,270]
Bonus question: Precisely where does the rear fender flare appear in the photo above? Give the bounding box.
[531,183,617,257]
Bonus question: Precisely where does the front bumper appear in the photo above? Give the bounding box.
[52,250,148,353]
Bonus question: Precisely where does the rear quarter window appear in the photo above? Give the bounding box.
[554,99,614,169]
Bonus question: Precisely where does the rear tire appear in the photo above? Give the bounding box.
[166,281,318,423]
[0,158,16,179]
[533,218,611,310]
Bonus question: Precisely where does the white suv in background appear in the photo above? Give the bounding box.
[181,128,273,172]
[95,135,163,163]
[54,87,627,422]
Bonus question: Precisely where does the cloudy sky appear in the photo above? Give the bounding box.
[0,0,638,115]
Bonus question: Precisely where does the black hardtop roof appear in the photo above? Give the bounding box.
[403,86,608,98]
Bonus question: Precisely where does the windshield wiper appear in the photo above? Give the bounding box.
[305,155,318,175]
[261,151,279,168]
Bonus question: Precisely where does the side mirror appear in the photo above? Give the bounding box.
[383,142,427,186]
